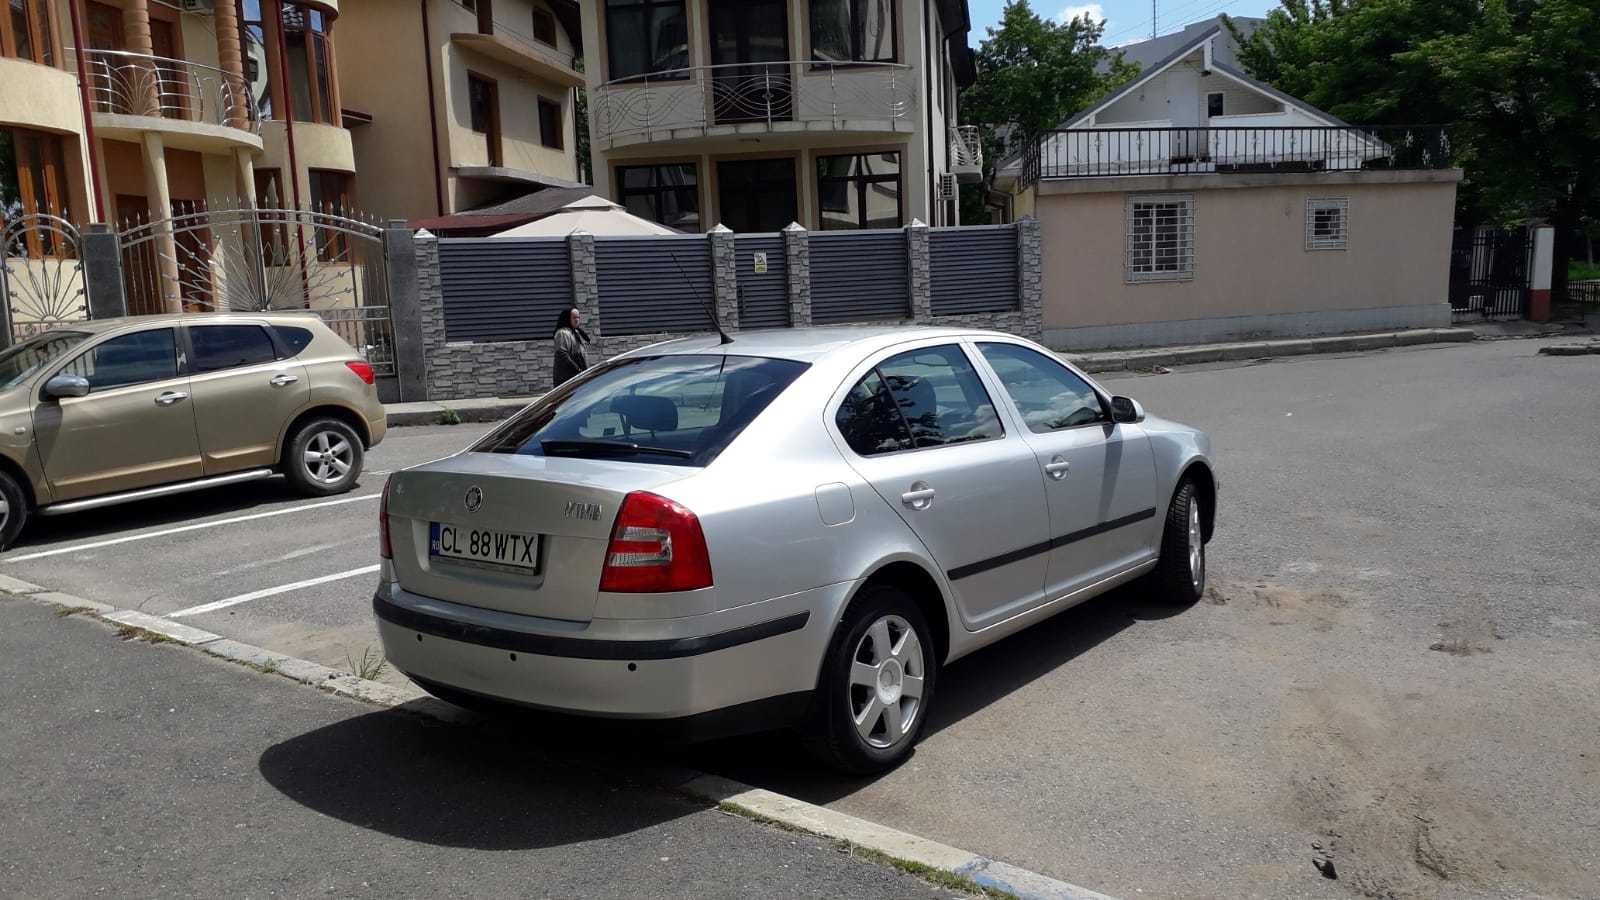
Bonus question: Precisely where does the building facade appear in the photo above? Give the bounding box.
[335,0,584,224]
[578,0,981,233]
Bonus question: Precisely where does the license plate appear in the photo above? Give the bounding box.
[429,523,541,572]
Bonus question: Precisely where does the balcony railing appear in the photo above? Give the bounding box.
[74,48,260,134]
[952,124,983,181]
[1020,125,1451,186]
[592,61,914,146]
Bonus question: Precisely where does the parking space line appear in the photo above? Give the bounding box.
[3,493,382,563]
[168,565,381,618]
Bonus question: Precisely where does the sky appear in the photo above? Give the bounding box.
[967,0,1278,48]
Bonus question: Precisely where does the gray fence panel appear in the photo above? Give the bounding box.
[930,226,1019,315]
[438,238,572,342]
[735,234,789,329]
[595,236,717,336]
[810,230,909,323]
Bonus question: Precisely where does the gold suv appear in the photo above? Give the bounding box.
[0,313,387,549]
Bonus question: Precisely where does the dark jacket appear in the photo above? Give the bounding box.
[553,326,589,386]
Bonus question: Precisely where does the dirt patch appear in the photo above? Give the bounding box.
[1429,601,1502,656]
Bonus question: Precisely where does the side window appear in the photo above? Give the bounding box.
[58,329,180,392]
[836,345,1003,456]
[272,325,315,356]
[190,325,279,373]
[978,343,1107,432]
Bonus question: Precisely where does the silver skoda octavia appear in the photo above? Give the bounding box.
[374,327,1215,772]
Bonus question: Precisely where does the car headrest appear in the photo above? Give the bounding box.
[611,394,678,433]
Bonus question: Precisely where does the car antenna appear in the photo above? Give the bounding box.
[671,251,733,345]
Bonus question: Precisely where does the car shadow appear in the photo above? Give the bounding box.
[10,475,380,549]
[683,580,1194,803]
[257,700,706,851]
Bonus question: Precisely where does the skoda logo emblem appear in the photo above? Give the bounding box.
[464,486,484,513]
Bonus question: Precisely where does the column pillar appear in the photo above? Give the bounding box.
[782,222,810,327]
[907,218,931,321]
[568,230,600,338]
[384,221,428,401]
[140,131,182,313]
[211,0,249,129]
[708,225,739,334]
[121,0,159,116]
[1017,216,1043,340]
[1529,225,1555,322]
[81,225,129,320]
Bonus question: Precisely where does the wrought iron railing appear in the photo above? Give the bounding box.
[74,48,260,133]
[314,305,397,376]
[1020,125,1450,185]
[592,60,914,145]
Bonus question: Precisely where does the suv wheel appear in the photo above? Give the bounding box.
[284,418,364,497]
[0,470,28,551]
[806,584,938,774]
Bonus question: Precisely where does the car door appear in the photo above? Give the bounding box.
[830,341,1051,631]
[184,322,309,474]
[973,341,1160,600]
[33,326,202,501]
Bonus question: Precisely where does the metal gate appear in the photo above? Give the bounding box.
[0,213,87,343]
[1449,227,1531,319]
[116,201,395,374]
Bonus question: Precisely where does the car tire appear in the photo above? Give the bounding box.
[1152,478,1206,605]
[283,417,364,497]
[0,469,29,551]
[805,584,938,775]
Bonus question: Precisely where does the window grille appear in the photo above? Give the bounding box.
[1126,194,1194,282]
[1306,198,1348,250]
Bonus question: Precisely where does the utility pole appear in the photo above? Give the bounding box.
[1152,0,1158,38]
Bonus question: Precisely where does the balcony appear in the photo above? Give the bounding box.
[73,48,263,152]
[591,61,915,150]
[450,32,583,87]
[1021,125,1451,186]
[952,124,983,182]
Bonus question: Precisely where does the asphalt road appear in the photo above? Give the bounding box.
[0,597,965,899]
[4,338,1598,899]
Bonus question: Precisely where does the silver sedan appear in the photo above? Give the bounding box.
[374,327,1215,772]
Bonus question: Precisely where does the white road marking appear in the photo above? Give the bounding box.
[3,493,382,563]
[168,565,381,618]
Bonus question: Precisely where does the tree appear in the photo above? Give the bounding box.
[1228,0,1600,299]
[959,1,1137,221]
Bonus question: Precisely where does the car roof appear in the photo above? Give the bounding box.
[630,326,1017,364]
[44,312,326,336]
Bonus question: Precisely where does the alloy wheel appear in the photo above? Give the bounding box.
[302,430,354,485]
[848,614,926,749]
[1188,498,1205,592]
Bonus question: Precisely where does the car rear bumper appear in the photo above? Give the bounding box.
[373,580,851,721]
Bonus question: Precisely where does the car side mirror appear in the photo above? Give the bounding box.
[43,374,90,400]
[1110,396,1144,424]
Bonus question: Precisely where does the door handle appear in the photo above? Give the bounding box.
[269,373,300,387]
[900,483,936,510]
[154,391,189,407]
[1044,456,1071,480]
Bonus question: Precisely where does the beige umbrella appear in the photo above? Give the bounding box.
[490,195,678,237]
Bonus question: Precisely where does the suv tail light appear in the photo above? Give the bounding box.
[378,478,393,560]
[599,492,713,593]
[346,360,375,385]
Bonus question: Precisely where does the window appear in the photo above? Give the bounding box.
[617,163,699,231]
[475,354,809,468]
[716,158,797,233]
[817,152,901,230]
[604,0,687,81]
[531,5,558,45]
[189,325,279,373]
[978,343,1107,432]
[1126,193,1193,282]
[271,325,315,356]
[1306,198,1348,250]
[282,2,338,125]
[308,169,354,260]
[811,0,896,64]
[239,0,272,119]
[1207,92,1224,117]
[836,345,1002,456]
[59,329,180,391]
[1,0,54,65]
[471,0,493,34]
[467,73,502,166]
[1,127,73,257]
[538,97,563,149]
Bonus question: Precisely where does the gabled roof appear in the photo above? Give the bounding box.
[1057,23,1349,130]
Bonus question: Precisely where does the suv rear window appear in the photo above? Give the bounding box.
[190,325,279,372]
[272,325,315,356]
[475,354,808,467]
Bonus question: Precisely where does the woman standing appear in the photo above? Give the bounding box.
[552,306,592,387]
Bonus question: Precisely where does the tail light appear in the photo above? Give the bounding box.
[346,360,375,385]
[378,478,393,560]
[599,492,713,593]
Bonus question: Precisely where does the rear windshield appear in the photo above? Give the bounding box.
[475,354,808,467]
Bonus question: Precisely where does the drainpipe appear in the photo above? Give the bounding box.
[67,0,106,222]
[923,0,937,227]
[419,0,446,217]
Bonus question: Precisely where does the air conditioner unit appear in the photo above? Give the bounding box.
[937,172,958,201]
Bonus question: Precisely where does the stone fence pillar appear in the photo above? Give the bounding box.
[907,218,931,321]
[568,230,600,337]
[81,224,127,321]
[783,222,811,327]
[708,224,739,334]
[1017,216,1044,339]
[384,220,428,401]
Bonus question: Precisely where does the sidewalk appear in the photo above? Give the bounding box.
[0,597,964,900]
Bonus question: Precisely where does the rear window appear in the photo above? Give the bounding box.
[272,325,315,356]
[475,354,808,467]
[190,325,278,372]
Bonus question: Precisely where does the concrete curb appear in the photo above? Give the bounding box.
[7,578,1119,900]
[1065,327,1476,374]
